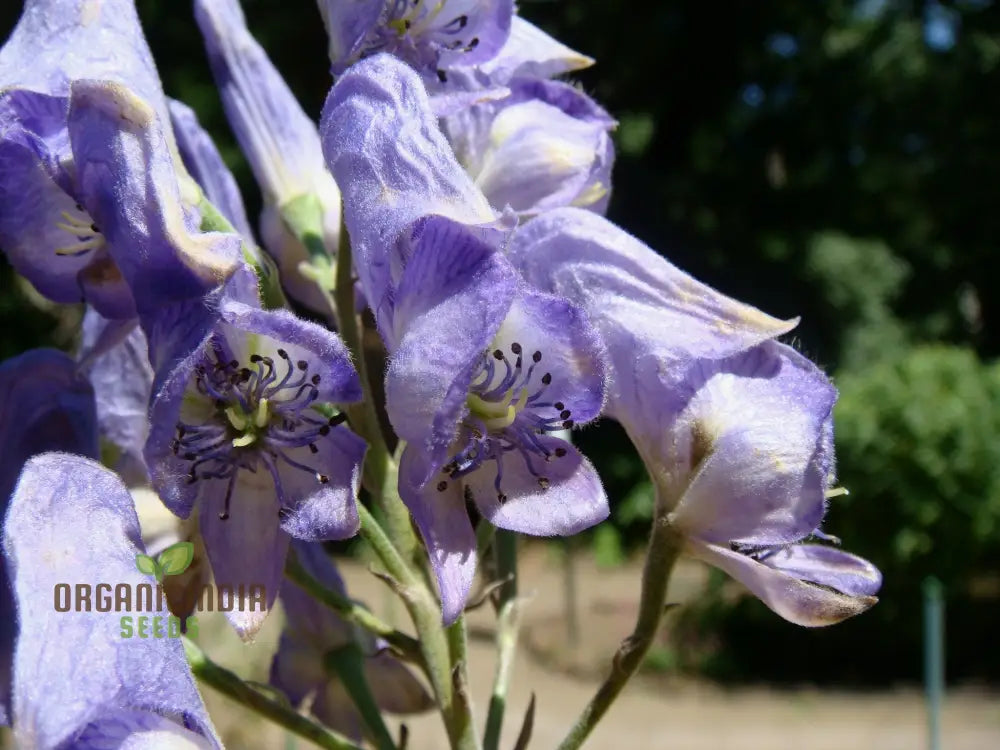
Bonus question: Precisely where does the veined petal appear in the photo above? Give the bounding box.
[760,544,883,598]
[3,454,219,747]
[668,342,834,544]
[169,98,254,241]
[688,539,878,627]
[68,80,241,315]
[472,16,594,83]
[468,439,608,535]
[195,0,339,209]
[321,53,497,311]
[385,217,517,478]
[399,446,477,624]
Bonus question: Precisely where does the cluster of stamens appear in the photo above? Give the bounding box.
[54,204,106,257]
[171,343,344,520]
[437,342,573,504]
[366,1,480,82]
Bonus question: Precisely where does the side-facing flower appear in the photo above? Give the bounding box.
[321,0,514,81]
[0,0,240,320]
[195,0,341,312]
[0,349,98,726]
[144,266,367,637]
[271,542,432,738]
[3,453,219,748]
[322,54,609,622]
[443,77,615,216]
[510,208,881,626]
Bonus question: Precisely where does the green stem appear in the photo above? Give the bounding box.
[325,645,398,750]
[556,500,682,750]
[358,506,468,748]
[446,616,480,750]
[483,531,518,750]
[183,638,365,750]
[285,552,423,665]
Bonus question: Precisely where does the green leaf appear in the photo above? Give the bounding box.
[157,542,195,577]
[135,553,158,576]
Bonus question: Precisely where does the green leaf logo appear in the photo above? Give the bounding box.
[135,553,157,577]
[158,542,195,578]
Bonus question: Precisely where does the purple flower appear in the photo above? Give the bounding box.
[443,77,615,215]
[2,453,219,747]
[510,208,881,626]
[0,349,98,726]
[271,543,432,738]
[321,0,514,80]
[0,0,240,319]
[194,0,341,312]
[323,55,609,622]
[144,268,366,637]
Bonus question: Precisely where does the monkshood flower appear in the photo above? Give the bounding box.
[144,266,367,637]
[0,0,240,320]
[195,0,340,312]
[321,0,514,81]
[322,54,609,622]
[0,349,97,727]
[3,453,219,748]
[510,208,881,626]
[169,97,255,241]
[443,77,615,216]
[272,543,432,738]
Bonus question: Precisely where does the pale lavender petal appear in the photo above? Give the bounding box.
[761,544,883,597]
[468,439,608,535]
[3,454,219,747]
[689,540,878,627]
[471,16,594,83]
[669,342,834,545]
[399,447,477,624]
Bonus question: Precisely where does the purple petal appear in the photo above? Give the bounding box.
[199,477,291,640]
[385,217,518,480]
[280,542,353,648]
[761,544,883,597]
[68,80,242,315]
[363,651,434,714]
[471,16,594,84]
[669,342,835,545]
[689,539,878,627]
[321,53,496,313]
[399,446,477,624]
[168,98,254,241]
[276,427,365,542]
[3,454,219,747]
[319,0,384,73]
[269,631,326,707]
[313,679,366,741]
[80,309,153,484]
[468,439,608,535]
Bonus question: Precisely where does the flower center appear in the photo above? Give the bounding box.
[54,204,106,257]
[437,342,573,503]
[171,344,345,520]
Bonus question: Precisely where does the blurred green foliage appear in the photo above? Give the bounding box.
[1,0,998,683]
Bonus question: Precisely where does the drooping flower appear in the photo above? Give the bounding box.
[443,77,615,216]
[194,0,341,312]
[144,266,366,637]
[320,0,514,81]
[0,349,98,727]
[510,208,881,626]
[0,0,240,320]
[322,54,609,622]
[3,453,220,748]
[271,542,432,738]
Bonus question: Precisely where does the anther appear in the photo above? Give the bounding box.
[277,348,289,359]
[493,349,504,360]
[309,444,318,454]
[554,402,565,410]
[218,511,229,520]
[554,447,567,458]
[537,477,550,490]
[297,360,308,370]
[317,474,330,484]
[511,342,522,355]
[250,354,262,363]
[497,492,507,505]
[533,352,542,363]
[436,69,448,83]
[437,480,448,492]
[562,420,575,429]
[560,410,572,420]
[311,374,321,385]
[541,373,552,385]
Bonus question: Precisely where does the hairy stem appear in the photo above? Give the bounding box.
[556,504,682,750]
[183,637,365,750]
